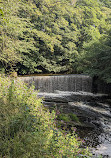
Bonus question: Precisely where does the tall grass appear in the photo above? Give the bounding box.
[0,76,92,158]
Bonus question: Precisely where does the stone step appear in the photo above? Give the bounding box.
[37,91,109,102]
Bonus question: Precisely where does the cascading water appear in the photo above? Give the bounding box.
[19,74,111,157]
[19,74,92,93]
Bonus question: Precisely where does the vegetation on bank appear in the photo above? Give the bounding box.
[0,0,111,83]
[0,76,92,157]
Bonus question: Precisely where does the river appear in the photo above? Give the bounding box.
[18,75,111,157]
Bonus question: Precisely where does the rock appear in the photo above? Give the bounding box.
[57,120,95,129]
[38,91,109,102]
[39,91,111,157]
[38,92,70,102]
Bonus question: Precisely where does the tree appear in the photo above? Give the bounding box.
[0,0,111,76]
[0,0,21,72]
[79,29,111,83]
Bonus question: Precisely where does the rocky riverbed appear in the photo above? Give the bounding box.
[38,91,111,157]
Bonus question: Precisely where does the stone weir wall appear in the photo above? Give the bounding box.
[18,75,92,93]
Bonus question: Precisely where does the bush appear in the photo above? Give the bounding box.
[69,113,80,122]
[57,113,80,123]
[0,76,92,158]
[57,114,71,122]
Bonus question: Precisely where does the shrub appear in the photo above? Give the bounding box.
[69,113,80,122]
[57,113,80,123]
[57,113,71,122]
[0,76,92,157]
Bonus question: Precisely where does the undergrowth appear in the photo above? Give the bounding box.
[0,75,92,158]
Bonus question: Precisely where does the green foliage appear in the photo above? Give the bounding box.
[99,0,111,8]
[69,113,80,122]
[57,113,79,123]
[0,0,111,83]
[79,29,111,83]
[0,0,21,71]
[57,113,71,122]
[0,76,91,157]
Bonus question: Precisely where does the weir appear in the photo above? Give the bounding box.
[18,74,111,157]
[19,74,92,93]
[19,74,111,157]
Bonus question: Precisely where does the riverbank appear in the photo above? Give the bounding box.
[40,93,111,157]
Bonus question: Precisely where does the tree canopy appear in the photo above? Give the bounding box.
[0,0,111,82]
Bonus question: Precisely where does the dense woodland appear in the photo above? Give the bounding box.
[0,0,111,82]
